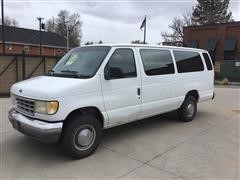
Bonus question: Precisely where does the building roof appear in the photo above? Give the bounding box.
[184,21,240,29]
[0,25,78,48]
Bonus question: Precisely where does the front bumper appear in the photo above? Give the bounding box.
[8,109,63,143]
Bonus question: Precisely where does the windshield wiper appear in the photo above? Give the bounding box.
[47,70,91,78]
[47,70,55,75]
[60,70,79,74]
[60,70,91,78]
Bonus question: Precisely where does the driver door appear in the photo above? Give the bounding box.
[101,48,141,127]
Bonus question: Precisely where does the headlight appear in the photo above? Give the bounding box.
[35,101,59,115]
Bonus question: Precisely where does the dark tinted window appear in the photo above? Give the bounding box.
[140,49,174,76]
[173,51,204,73]
[203,53,213,70]
[105,48,136,79]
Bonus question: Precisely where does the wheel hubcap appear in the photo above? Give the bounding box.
[186,102,195,118]
[74,125,96,151]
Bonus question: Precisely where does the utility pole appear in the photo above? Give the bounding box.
[1,0,5,54]
[37,17,43,56]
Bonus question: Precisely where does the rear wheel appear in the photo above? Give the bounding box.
[177,96,197,122]
[61,113,102,159]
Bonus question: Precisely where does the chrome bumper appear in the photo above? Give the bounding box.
[8,109,63,143]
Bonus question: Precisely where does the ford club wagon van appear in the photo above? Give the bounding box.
[9,44,214,158]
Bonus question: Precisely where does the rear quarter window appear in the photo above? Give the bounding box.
[173,50,204,73]
[203,53,213,70]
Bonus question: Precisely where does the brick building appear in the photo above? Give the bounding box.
[0,25,78,56]
[183,21,240,64]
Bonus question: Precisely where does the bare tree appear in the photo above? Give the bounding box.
[45,17,55,32]
[0,16,19,27]
[161,13,194,45]
[46,10,82,45]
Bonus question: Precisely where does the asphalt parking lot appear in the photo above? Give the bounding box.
[0,87,239,179]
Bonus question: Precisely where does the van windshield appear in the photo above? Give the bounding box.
[49,46,111,78]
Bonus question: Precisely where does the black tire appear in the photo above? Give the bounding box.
[177,96,197,122]
[61,113,102,159]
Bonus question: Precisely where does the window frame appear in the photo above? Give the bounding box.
[189,40,199,48]
[224,38,237,51]
[207,39,218,52]
[224,38,237,61]
[139,48,175,76]
[173,50,205,73]
[202,53,213,71]
[104,48,137,80]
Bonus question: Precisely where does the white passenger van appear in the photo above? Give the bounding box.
[9,44,214,158]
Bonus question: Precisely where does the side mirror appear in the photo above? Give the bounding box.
[104,64,124,80]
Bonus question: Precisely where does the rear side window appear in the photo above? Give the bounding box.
[173,50,204,73]
[140,49,175,76]
[203,53,213,70]
[105,48,137,79]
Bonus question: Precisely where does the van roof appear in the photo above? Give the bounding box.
[82,44,208,53]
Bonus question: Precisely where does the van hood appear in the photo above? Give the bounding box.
[11,76,100,100]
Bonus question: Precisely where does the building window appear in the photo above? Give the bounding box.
[189,40,199,48]
[207,39,218,63]
[24,45,30,52]
[207,39,217,51]
[224,38,237,60]
[5,44,12,50]
[56,49,62,54]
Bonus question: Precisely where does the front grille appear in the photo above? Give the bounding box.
[15,96,35,116]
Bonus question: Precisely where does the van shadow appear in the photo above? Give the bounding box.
[102,111,180,141]
[6,111,180,163]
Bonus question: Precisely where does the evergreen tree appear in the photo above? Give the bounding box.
[192,0,233,25]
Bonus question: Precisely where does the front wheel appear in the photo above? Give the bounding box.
[61,113,102,159]
[177,96,197,122]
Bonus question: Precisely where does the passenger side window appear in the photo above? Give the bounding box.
[203,53,213,70]
[105,48,137,80]
[140,49,175,76]
[173,51,204,73]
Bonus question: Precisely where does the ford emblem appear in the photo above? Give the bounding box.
[19,89,22,93]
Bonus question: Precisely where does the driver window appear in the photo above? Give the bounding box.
[105,48,137,80]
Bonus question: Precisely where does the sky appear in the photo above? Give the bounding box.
[2,0,240,45]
